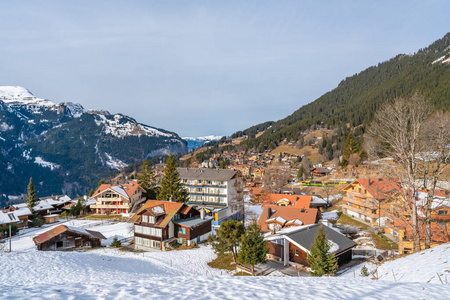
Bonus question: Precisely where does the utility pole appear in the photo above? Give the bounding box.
[9,223,11,252]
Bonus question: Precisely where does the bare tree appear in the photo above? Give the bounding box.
[367,94,431,252]
[418,111,450,248]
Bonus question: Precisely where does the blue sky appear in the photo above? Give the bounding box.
[1,1,449,137]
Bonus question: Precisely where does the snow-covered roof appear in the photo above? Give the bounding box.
[266,216,286,224]
[110,186,130,199]
[286,219,303,226]
[0,211,19,225]
[12,207,32,218]
[152,206,165,215]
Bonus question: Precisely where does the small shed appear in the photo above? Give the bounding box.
[44,214,59,224]
[33,225,106,251]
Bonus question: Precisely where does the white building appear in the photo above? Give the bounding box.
[177,168,244,229]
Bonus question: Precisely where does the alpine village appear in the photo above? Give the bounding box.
[1,22,450,300]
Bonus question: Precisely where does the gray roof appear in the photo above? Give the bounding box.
[177,168,237,181]
[285,224,356,255]
[174,216,213,228]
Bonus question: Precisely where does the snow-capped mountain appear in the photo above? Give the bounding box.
[182,135,223,151]
[0,86,187,198]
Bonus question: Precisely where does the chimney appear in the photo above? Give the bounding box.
[169,196,174,202]
[267,207,272,218]
[200,209,205,220]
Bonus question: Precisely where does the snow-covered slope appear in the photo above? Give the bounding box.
[342,243,450,284]
[1,221,448,299]
[0,86,55,106]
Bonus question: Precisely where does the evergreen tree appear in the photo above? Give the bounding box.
[26,177,38,213]
[297,166,307,181]
[307,224,338,277]
[157,154,188,203]
[341,132,359,166]
[208,219,245,263]
[137,159,156,199]
[88,189,94,197]
[70,197,85,216]
[237,221,268,275]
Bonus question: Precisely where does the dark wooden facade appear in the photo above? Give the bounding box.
[174,219,212,245]
[36,231,102,251]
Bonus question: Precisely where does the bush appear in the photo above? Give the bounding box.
[29,215,45,228]
[110,237,122,248]
[360,265,370,276]
[0,224,18,238]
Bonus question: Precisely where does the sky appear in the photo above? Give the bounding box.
[1,1,449,137]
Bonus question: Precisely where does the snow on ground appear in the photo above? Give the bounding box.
[321,210,339,221]
[1,275,448,299]
[341,243,450,285]
[2,219,449,299]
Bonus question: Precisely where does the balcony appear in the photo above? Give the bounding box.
[342,203,379,219]
[343,196,378,210]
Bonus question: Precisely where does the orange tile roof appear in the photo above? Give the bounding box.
[130,200,184,228]
[92,180,142,199]
[258,205,318,232]
[262,193,312,208]
[345,178,402,200]
[393,220,449,243]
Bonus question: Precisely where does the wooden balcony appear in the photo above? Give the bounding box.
[342,203,379,219]
[343,196,378,210]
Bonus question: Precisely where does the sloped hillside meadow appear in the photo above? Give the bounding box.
[1,220,449,299]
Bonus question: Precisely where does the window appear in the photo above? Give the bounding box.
[438,210,448,215]
[135,237,143,245]
[142,215,148,223]
[179,227,186,234]
[349,194,353,199]
[149,216,156,223]
[56,241,63,248]
[143,238,150,247]
[294,249,299,256]
[173,214,180,220]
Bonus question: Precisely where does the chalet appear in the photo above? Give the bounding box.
[1,207,32,228]
[258,205,319,233]
[311,167,332,178]
[10,195,73,217]
[342,178,401,226]
[385,190,450,254]
[131,200,212,251]
[90,180,145,215]
[229,165,251,177]
[265,224,357,268]
[262,194,312,209]
[33,225,106,251]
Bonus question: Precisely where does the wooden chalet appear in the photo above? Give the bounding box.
[33,225,106,251]
[311,167,332,177]
[131,200,212,251]
[265,224,356,268]
[258,205,319,233]
[90,180,145,215]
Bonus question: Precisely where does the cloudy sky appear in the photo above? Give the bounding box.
[1,1,449,137]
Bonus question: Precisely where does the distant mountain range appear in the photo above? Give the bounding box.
[0,86,187,200]
[231,33,450,150]
[182,135,223,151]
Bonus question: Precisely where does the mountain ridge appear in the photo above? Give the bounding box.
[0,86,187,200]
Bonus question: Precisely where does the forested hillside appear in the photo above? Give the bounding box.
[237,33,450,150]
